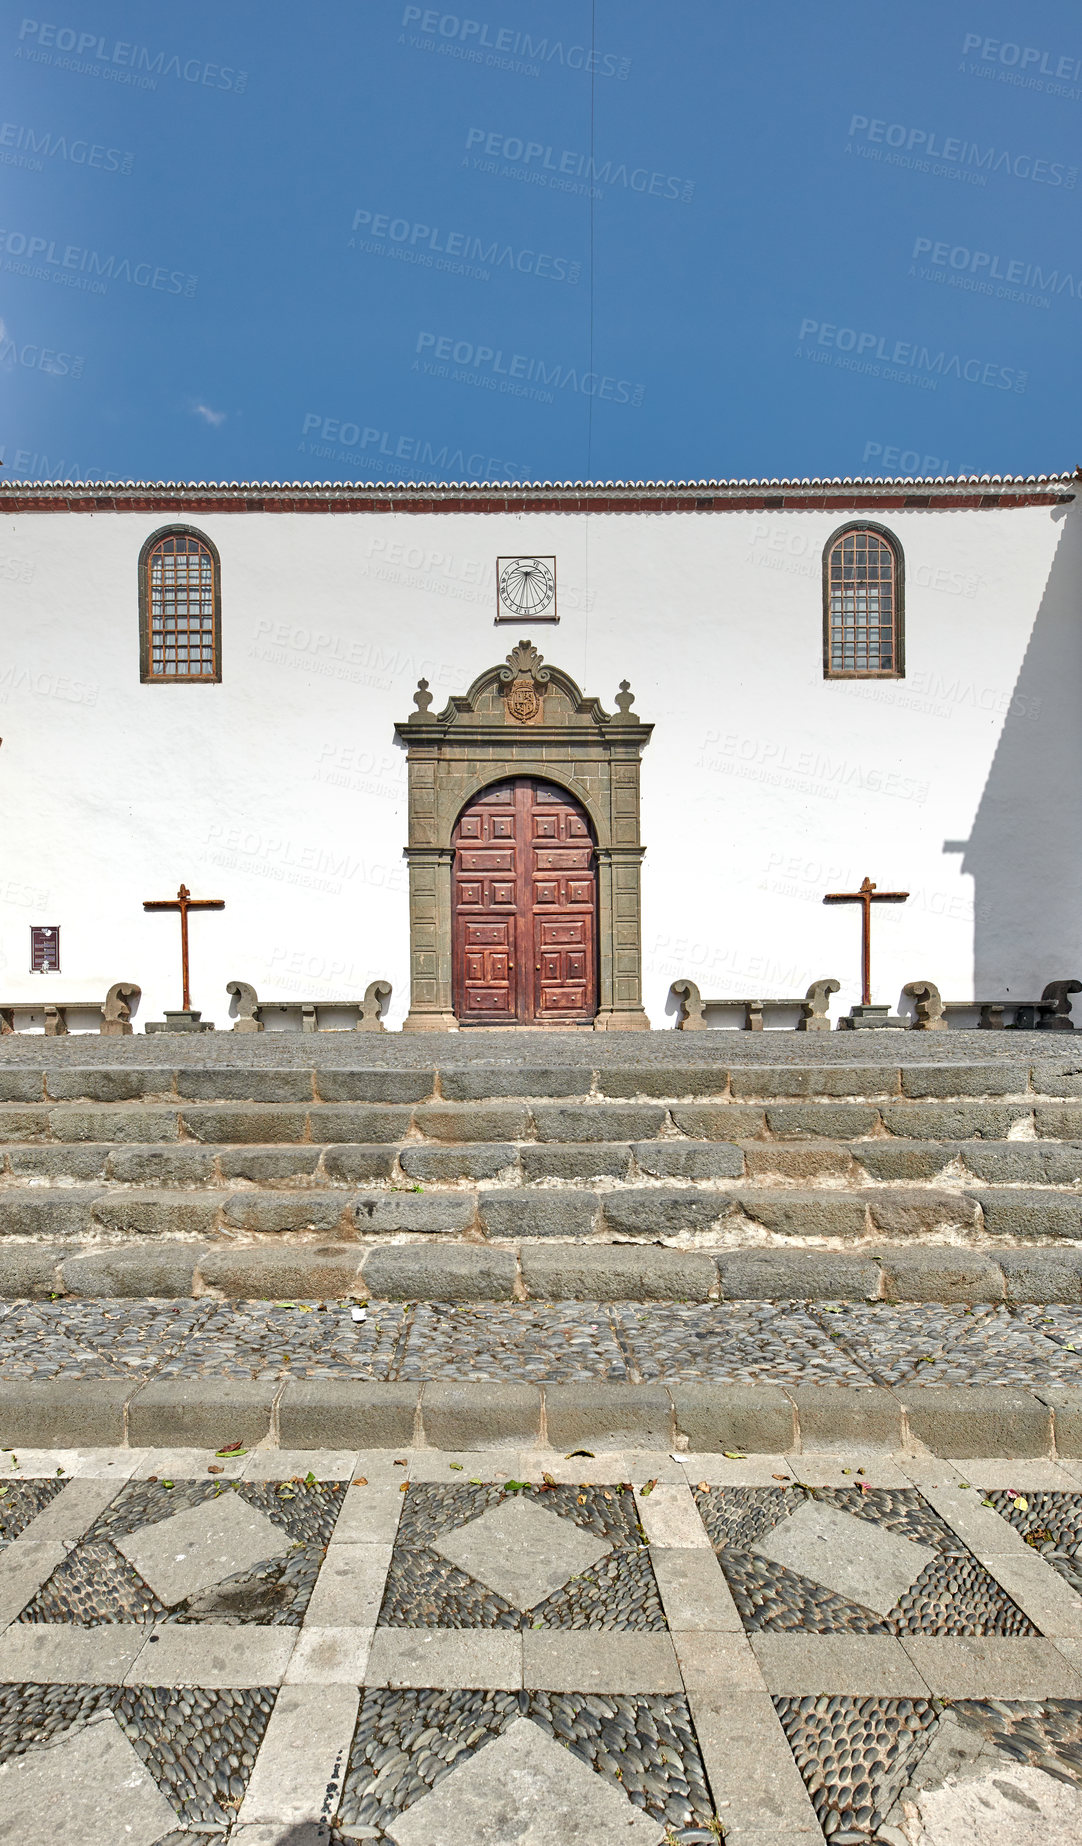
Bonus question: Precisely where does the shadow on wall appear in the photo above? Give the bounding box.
[950,502,1082,994]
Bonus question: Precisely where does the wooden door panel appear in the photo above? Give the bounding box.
[459,849,515,872]
[539,921,586,944]
[453,777,597,1024]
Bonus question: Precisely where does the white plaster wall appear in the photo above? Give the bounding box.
[0,499,1075,1029]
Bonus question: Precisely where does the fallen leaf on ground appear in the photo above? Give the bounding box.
[352,1477,368,1486]
[207,1465,223,1475]
[723,1452,747,1460]
[566,1450,594,1459]
[215,1443,247,1458]
[640,1479,658,1496]
[449,1462,464,1471]
[697,1481,710,1492]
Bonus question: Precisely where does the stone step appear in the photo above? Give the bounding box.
[3,1182,1082,1244]
[7,1135,1082,1186]
[7,1096,1082,1146]
[0,1367,1075,1456]
[3,1054,1082,1105]
[3,1234,1082,1305]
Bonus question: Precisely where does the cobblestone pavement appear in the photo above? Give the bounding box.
[1,1444,1082,1842]
[1,1297,1080,1387]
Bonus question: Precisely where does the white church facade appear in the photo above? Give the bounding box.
[0,471,1078,1032]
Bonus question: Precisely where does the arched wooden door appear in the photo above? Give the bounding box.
[452,778,598,1025]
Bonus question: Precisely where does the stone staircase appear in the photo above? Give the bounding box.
[3,1037,1082,1303]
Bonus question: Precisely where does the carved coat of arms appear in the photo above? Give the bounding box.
[507,677,541,723]
[499,639,549,724]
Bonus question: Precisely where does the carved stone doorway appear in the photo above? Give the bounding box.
[452,778,598,1026]
[396,641,652,1031]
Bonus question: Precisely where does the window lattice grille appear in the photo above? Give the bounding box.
[827,529,896,675]
[147,534,216,678]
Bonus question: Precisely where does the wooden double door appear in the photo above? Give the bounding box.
[452,778,598,1025]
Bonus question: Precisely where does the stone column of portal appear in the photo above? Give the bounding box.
[401,845,458,1031]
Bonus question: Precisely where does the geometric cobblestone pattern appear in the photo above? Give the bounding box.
[2,1295,1081,1389]
[6,1039,1082,1307]
[0,1445,1081,1842]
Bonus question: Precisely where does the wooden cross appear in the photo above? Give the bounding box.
[143,884,224,1012]
[823,875,909,1006]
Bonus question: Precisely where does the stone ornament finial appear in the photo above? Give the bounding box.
[498,639,551,687]
[499,638,550,723]
[356,979,392,1032]
[101,982,140,1036]
[670,979,707,1030]
[227,980,264,1032]
[613,680,639,721]
[412,677,434,716]
[1040,979,1082,1031]
[903,980,947,1030]
[799,978,840,1032]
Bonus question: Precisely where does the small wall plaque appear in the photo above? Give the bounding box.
[30,926,60,972]
[496,556,557,623]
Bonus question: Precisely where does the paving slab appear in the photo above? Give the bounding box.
[242,1447,360,1481]
[0,1620,146,1682]
[301,1542,392,1626]
[649,1546,744,1631]
[901,1633,1082,1696]
[364,1626,523,1688]
[125,1621,296,1686]
[405,1448,525,1483]
[979,1552,1082,1638]
[14,1473,123,1540]
[384,1715,666,1846]
[752,1496,936,1616]
[115,1490,291,1605]
[328,1483,405,1542]
[239,1683,358,1826]
[670,1628,766,1690]
[0,1711,180,1845]
[0,1538,68,1628]
[688,1690,823,1840]
[522,1629,682,1692]
[634,1481,712,1548]
[284,1625,375,1684]
[750,1632,931,1694]
[431,1493,611,1609]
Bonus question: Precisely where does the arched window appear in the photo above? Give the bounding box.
[823,523,903,679]
[138,527,221,682]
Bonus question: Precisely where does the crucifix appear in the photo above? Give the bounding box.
[824,875,908,1006]
[143,884,224,1012]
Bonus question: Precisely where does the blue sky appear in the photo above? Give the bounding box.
[3,0,1081,483]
